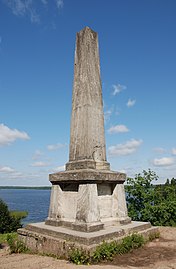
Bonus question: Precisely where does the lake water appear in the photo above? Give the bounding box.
[0,189,51,226]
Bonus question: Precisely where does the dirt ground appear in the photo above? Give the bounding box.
[0,227,176,269]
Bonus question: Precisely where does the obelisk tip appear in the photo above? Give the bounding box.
[79,26,96,35]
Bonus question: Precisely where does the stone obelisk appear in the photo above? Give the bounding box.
[45,27,130,231]
[18,27,158,257]
[66,26,109,171]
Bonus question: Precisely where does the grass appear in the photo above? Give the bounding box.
[10,211,28,220]
[0,232,30,254]
[6,233,30,254]
[0,232,17,245]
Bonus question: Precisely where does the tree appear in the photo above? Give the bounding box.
[126,169,176,227]
[0,199,22,233]
[171,178,176,186]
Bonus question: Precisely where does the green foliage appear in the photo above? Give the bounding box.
[93,241,115,261]
[0,199,27,233]
[69,248,90,265]
[6,233,29,254]
[126,169,176,226]
[10,211,28,220]
[148,231,160,241]
[92,233,145,263]
[69,233,146,265]
[0,232,29,254]
[0,232,17,245]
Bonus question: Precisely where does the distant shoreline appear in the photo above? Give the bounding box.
[0,186,51,190]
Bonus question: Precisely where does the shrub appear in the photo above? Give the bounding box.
[69,248,90,265]
[0,232,17,245]
[69,233,146,265]
[6,233,29,254]
[126,170,176,226]
[0,199,26,233]
[92,233,145,263]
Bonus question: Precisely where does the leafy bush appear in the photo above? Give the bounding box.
[69,248,90,265]
[126,169,176,226]
[92,233,145,263]
[6,233,29,254]
[69,233,146,265]
[0,232,17,245]
[0,199,27,233]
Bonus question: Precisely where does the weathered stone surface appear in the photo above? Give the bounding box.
[72,184,103,232]
[75,184,100,223]
[46,180,131,229]
[112,184,131,223]
[49,169,126,183]
[18,222,159,256]
[66,26,109,171]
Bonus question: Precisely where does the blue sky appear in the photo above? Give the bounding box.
[0,0,176,186]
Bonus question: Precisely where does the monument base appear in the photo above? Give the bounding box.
[18,221,158,258]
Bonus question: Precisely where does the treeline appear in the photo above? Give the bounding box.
[126,169,176,227]
[0,186,51,190]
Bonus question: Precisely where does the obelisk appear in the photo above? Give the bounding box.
[18,27,158,257]
[46,27,130,231]
[66,27,110,171]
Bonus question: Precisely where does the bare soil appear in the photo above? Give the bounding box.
[0,227,176,269]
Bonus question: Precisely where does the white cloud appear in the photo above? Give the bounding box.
[8,171,24,179]
[2,0,63,24]
[55,0,63,10]
[104,104,114,122]
[47,143,65,151]
[31,161,50,167]
[41,0,47,4]
[112,84,126,96]
[32,150,43,160]
[3,0,40,23]
[104,109,112,122]
[153,147,166,154]
[0,123,30,146]
[127,98,136,107]
[0,166,15,173]
[108,124,129,134]
[0,166,25,180]
[152,157,175,167]
[108,139,143,157]
[172,148,176,155]
[30,9,40,23]
[52,165,65,173]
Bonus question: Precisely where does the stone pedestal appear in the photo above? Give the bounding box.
[45,169,130,231]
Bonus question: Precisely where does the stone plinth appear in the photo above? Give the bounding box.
[45,169,130,232]
[18,221,158,257]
